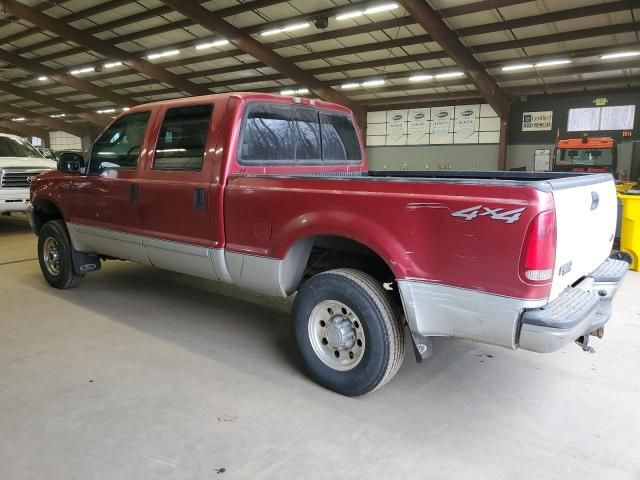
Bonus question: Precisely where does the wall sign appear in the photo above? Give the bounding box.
[454,106,478,139]
[385,110,408,145]
[431,106,452,139]
[366,103,500,146]
[407,108,430,145]
[522,111,553,131]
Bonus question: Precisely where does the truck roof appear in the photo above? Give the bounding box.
[125,92,354,116]
[557,137,616,149]
[0,132,25,141]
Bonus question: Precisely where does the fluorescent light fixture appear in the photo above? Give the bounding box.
[50,113,66,118]
[340,79,388,89]
[409,73,434,82]
[260,28,282,36]
[501,64,533,71]
[69,66,95,75]
[435,71,464,79]
[37,76,47,81]
[282,22,309,32]
[12,117,26,122]
[364,3,399,15]
[122,107,130,111]
[96,108,116,114]
[362,79,385,87]
[104,61,122,68]
[600,51,640,60]
[147,49,180,60]
[156,148,186,153]
[336,2,398,20]
[281,87,310,95]
[336,10,364,21]
[535,59,571,68]
[261,22,309,36]
[195,39,230,50]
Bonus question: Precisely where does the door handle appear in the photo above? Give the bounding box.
[193,187,206,211]
[129,183,139,204]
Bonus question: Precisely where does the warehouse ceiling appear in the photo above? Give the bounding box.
[0,0,638,137]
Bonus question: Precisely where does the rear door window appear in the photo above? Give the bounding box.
[153,104,213,171]
[240,104,294,162]
[320,112,362,162]
[238,103,361,165]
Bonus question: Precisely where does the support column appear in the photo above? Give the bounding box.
[498,117,508,171]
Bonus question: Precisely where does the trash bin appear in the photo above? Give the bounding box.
[617,191,640,271]
[616,181,637,193]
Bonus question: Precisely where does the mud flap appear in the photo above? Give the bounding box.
[410,333,433,363]
[71,250,101,274]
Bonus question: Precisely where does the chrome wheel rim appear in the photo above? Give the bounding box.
[42,237,61,276]
[308,300,365,371]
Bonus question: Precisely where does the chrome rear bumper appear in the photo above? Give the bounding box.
[518,258,628,353]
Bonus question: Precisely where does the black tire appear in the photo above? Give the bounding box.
[37,220,84,289]
[611,251,633,265]
[292,268,405,396]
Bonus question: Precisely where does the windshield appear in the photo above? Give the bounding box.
[555,148,614,167]
[0,136,44,158]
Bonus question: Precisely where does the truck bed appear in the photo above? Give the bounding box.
[367,170,588,181]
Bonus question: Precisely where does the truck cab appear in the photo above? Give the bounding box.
[552,135,618,176]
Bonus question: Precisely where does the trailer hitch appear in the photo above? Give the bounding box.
[575,334,595,353]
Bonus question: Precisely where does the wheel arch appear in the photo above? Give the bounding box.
[32,199,65,235]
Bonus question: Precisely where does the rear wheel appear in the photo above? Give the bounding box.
[38,220,84,289]
[292,268,404,396]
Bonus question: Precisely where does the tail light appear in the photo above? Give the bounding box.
[521,210,556,283]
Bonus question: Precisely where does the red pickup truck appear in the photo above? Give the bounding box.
[28,93,627,396]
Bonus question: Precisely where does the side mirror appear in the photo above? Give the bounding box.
[57,151,84,174]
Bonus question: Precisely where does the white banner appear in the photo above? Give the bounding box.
[385,109,407,145]
[431,106,452,138]
[407,108,430,145]
[522,111,553,131]
[454,105,478,139]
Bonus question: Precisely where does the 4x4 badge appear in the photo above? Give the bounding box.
[452,205,525,224]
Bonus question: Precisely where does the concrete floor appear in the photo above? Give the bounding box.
[1,215,639,480]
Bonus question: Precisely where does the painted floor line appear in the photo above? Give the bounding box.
[0,257,37,266]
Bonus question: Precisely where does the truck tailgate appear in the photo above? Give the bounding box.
[548,174,616,301]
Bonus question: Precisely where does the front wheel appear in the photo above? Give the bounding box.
[292,269,405,396]
[37,220,84,289]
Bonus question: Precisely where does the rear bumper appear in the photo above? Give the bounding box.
[518,258,628,353]
[398,258,628,354]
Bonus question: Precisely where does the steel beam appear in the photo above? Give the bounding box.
[0,120,48,139]
[362,76,640,111]
[498,119,507,170]
[9,0,286,67]
[160,0,359,111]
[1,0,210,97]
[0,48,134,107]
[0,102,87,137]
[0,80,108,127]
[94,12,639,101]
[398,0,509,116]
